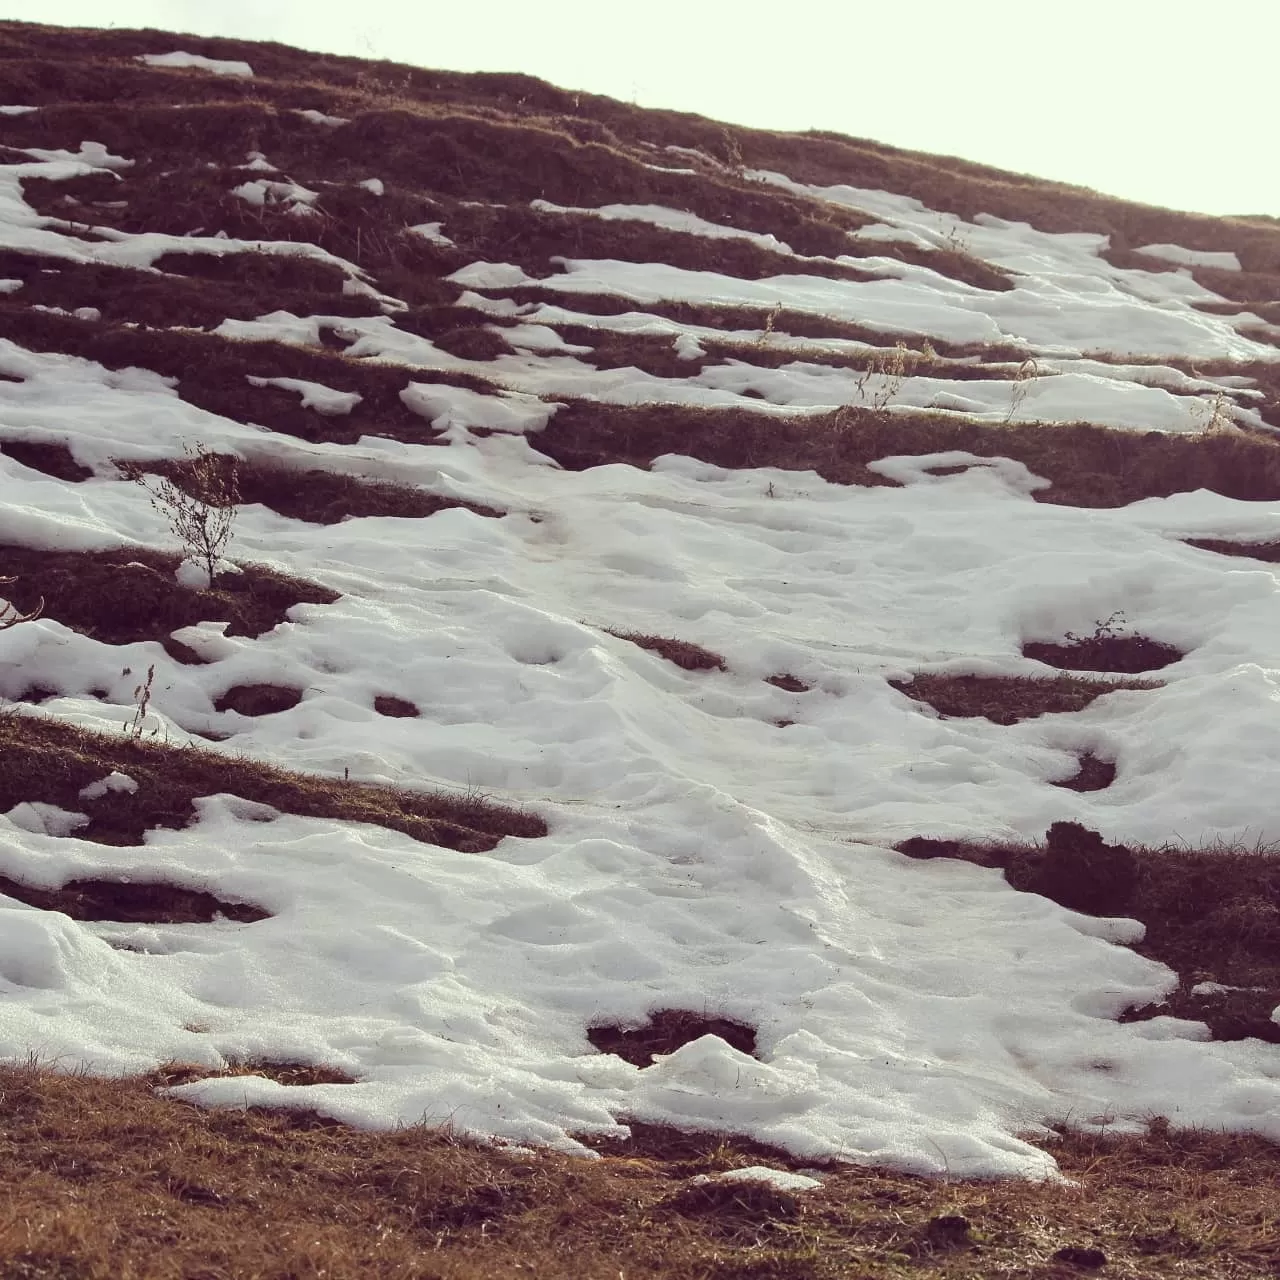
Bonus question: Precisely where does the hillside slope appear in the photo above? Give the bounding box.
[0,19,1279,1260]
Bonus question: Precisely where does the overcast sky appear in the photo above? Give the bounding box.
[6,0,1277,218]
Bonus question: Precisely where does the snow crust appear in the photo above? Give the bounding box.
[1135,243,1242,271]
[0,142,1277,1180]
[702,1166,823,1191]
[135,51,254,78]
[246,375,362,416]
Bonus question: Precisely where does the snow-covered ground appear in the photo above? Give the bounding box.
[1,111,1279,1180]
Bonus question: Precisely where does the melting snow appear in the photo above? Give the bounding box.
[0,136,1277,1180]
[135,51,254,79]
[1135,243,1242,271]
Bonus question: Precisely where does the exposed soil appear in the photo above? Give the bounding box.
[0,244,382,329]
[606,630,728,672]
[766,673,810,692]
[1023,634,1184,675]
[1185,537,1280,563]
[0,437,93,481]
[0,544,338,645]
[896,823,1280,1044]
[213,684,305,717]
[1,22,1280,1273]
[660,1177,803,1226]
[1121,983,1280,1046]
[0,873,270,923]
[149,1060,358,1088]
[373,694,419,718]
[534,400,1280,509]
[587,1010,758,1068]
[0,308,487,449]
[192,458,503,525]
[889,673,1160,725]
[1051,752,1117,793]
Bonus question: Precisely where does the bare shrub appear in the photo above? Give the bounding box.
[121,445,240,584]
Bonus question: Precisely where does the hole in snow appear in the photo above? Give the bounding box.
[1023,635,1183,675]
[587,1010,758,1068]
[0,874,270,924]
[214,684,304,717]
[373,694,419,718]
[889,673,1160,725]
[765,673,810,692]
[1051,752,1117,793]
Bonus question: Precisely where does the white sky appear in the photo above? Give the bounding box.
[4,0,1278,218]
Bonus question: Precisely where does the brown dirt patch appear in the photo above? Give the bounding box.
[0,544,338,645]
[213,683,304,717]
[1051,752,1117,793]
[889,673,1160,725]
[142,455,504,525]
[587,1010,758,1068]
[606,629,727,672]
[897,823,1280,1043]
[0,308,488,449]
[766,673,810,692]
[1185,537,1280,563]
[0,438,93,481]
[534,400,1280,509]
[1023,631,1184,675]
[0,873,269,924]
[373,694,419,718]
[0,245,381,329]
[1121,982,1280,1046]
[0,710,544,852]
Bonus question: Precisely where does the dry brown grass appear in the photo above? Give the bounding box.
[0,543,337,647]
[898,823,1280,1046]
[0,710,544,853]
[536,400,1280,508]
[606,629,728,672]
[4,19,1280,1272]
[137,453,505,526]
[888,673,1161,725]
[0,1060,1278,1279]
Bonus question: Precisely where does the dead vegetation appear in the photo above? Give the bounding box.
[0,872,270,924]
[1050,751,1117,793]
[587,1010,758,1068]
[606,629,728,672]
[0,543,337,646]
[535,400,1280,508]
[135,452,504,525]
[888,673,1161,724]
[0,710,545,852]
[2,17,1280,1276]
[0,1058,1278,1278]
[897,821,1280,1049]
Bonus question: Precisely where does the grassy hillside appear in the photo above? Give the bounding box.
[0,18,1278,1278]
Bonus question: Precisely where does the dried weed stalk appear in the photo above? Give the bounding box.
[123,663,159,743]
[0,576,42,631]
[1197,390,1236,434]
[854,341,910,412]
[1007,357,1042,422]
